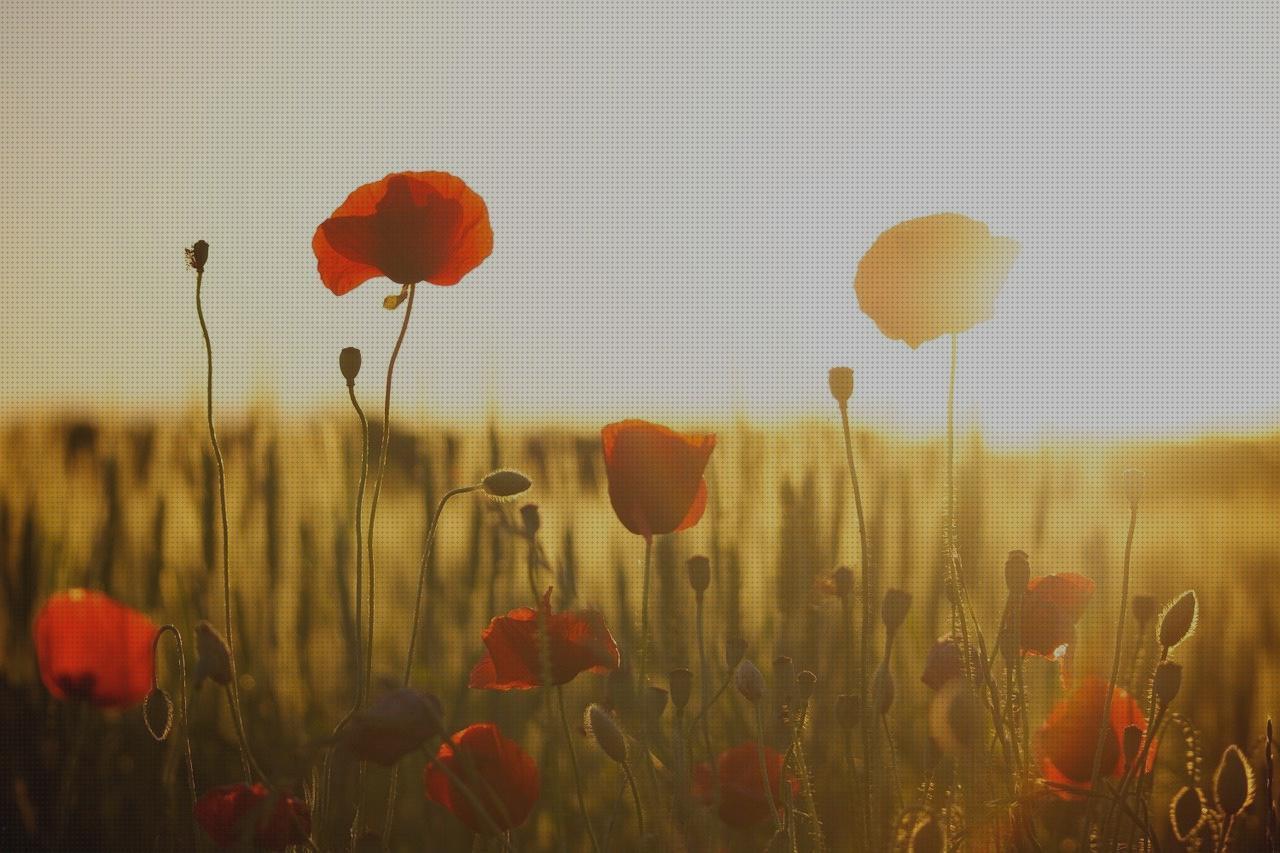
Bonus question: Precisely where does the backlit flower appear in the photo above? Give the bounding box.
[424,723,539,834]
[194,783,311,850]
[1020,573,1095,658]
[1037,677,1152,791]
[855,213,1019,348]
[33,589,158,710]
[601,419,716,539]
[313,172,493,295]
[469,589,619,690]
[693,742,799,827]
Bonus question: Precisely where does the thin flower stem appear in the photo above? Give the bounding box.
[694,593,721,819]
[152,625,197,817]
[622,761,645,837]
[601,775,628,850]
[349,384,370,706]
[195,265,258,783]
[1084,499,1139,844]
[755,704,783,831]
[365,281,417,704]
[558,685,603,853]
[638,537,654,688]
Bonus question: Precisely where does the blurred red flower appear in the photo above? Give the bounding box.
[1037,676,1153,792]
[693,741,799,827]
[336,687,444,766]
[1020,573,1096,658]
[855,213,1019,348]
[33,589,157,710]
[601,420,716,540]
[313,172,493,295]
[424,723,539,834]
[194,783,311,850]
[469,589,619,690]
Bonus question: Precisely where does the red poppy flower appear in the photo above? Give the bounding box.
[855,213,1020,348]
[424,723,539,834]
[693,742,800,827]
[33,589,158,710]
[469,589,619,690]
[601,420,716,539]
[1019,573,1096,658]
[313,171,493,295]
[1037,677,1153,792]
[194,783,311,850]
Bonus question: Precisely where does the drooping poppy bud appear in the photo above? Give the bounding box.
[481,469,532,500]
[827,367,854,405]
[339,347,362,386]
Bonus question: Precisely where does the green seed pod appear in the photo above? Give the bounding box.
[339,347,362,385]
[481,469,532,500]
[828,367,854,405]
[1159,590,1198,650]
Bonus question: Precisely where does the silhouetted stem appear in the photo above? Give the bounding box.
[195,265,259,783]
[623,761,645,837]
[558,685,603,853]
[152,625,197,818]
[638,537,654,688]
[754,705,782,830]
[348,384,370,705]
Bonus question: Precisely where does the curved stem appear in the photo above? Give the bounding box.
[365,282,417,703]
[195,265,258,783]
[622,761,645,837]
[558,685,602,853]
[348,384,370,706]
[152,625,197,816]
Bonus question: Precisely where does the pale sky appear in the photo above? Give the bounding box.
[2,0,1277,446]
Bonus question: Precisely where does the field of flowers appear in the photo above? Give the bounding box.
[0,174,1277,851]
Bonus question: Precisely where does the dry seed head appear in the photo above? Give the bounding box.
[1159,590,1199,650]
[481,469,532,500]
[339,347,362,385]
[186,240,209,273]
[828,367,854,405]
[881,589,912,637]
[1213,744,1255,816]
[1168,786,1207,842]
[907,813,945,853]
[668,668,693,713]
[686,555,711,594]
[1153,660,1183,707]
[1132,595,1158,626]
[795,671,817,705]
[872,662,894,716]
[519,504,541,537]
[734,659,765,705]
[834,694,860,730]
[1123,725,1143,770]
[1004,550,1030,596]
[585,703,628,764]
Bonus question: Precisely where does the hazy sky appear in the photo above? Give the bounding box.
[2,0,1276,445]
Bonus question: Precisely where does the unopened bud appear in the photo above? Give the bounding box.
[686,555,711,594]
[186,240,209,273]
[1153,660,1183,707]
[1159,590,1198,650]
[734,659,765,705]
[881,589,911,637]
[193,620,233,688]
[668,668,693,713]
[1169,786,1206,843]
[585,703,629,764]
[1004,550,1030,595]
[828,367,854,405]
[143,687,175,742]
[834,693,860,730]
[519,504,541,537]
[481,469,532,500]
[1213,744,1256,816]
[339,347,362,385]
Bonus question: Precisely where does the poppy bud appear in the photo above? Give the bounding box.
[645,684,669,720]
[828,367,854,405]
[881,589,911,637]
[1123,724,1143,770]
[1159,590,1198,650]
[1122,468,1145,507]
[193,620,233,688]
[686,555,711,595]
[144,687,175,742]
[519,504,541,537]
[831,566,854,599]
[908,814,945,853]
[773,656,795,700]
[872,662,894,716]
[724,637,747,670]
[1168,786,1206,842]
[668,668,693,713]
[795,671,817,706]
[1153,660,1183,707]
[1213,744,1255,816]
[186,240,209,273]
[1132,595,1158,626]
[834,694,860,730]
[734,659,765,705]
[481,469,532,500]
[1004,550,1030,596]
[585,703,629,764]
[339,347,362,385]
